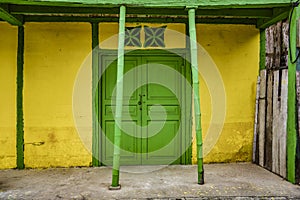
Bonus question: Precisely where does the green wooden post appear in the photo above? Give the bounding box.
[16,25,25,169]
[91,22,100,167]
[287,6,299,184]
[259,29,266,71]
[188,7,204,185]
[110,5,126,190]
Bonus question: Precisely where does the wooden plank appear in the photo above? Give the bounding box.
[274,22,282,68]
[279,69,288,178]
[272,70,279,174]
[266,25,274,70]
[258,69,267,167]
[265,71,273,170]
[253,76,261,163]
[281,21,289,68]
[297,71,300,184]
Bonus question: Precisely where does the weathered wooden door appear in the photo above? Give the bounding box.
[99,50,191,165]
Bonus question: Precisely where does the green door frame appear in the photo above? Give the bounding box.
[98,48,193,167]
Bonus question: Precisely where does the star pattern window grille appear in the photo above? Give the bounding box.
[125,26,142,47]
[144,26,167,48]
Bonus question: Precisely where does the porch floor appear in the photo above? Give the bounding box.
[0,163,299,199]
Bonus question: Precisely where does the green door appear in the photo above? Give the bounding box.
[99,50,191,165]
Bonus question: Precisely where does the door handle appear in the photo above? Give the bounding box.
[138,94,145,108]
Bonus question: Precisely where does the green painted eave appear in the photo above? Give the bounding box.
[0,0,295,27]
[0,0,292,8]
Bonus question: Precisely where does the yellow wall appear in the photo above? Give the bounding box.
[0,22,17,169]
[0,22,258,169]
[24,23,92,168]
[196,24,259,163]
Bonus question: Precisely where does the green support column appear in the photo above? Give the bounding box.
[287,5,299,184]
[188,7,204,185]
[16,25,25,169]
[110,5,126,190]
[91,22,100,167]
[259,29,266,71]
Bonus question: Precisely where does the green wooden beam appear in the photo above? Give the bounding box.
[257,7,291,28]
[188,7,204,185]
[10,5,272,18]
[110,5,126,190]
[197,8,272,18]
[287,5,299,184]
[23,15,256,25]
[0,4,22,26]
[16,25,24,169]
[259,29,266,71]
[91,22,100,167]
[0,0,292,9]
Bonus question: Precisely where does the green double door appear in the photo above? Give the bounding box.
[100,50,192,165]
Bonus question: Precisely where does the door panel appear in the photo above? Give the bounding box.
[101,55,142,165]
[103,120,140,163]
[141,56,183,165]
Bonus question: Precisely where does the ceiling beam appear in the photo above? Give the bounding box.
[0,4,22,25]
[10,5,272,18]
[23,15,257,25]
[257,7,290,29]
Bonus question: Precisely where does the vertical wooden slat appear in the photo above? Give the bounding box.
[279,69,288,178]
[296,70,300,184]
[266,25,274,69]
[281,21,289,68]
[272,70,279,174]
[274,22,282,68]
[258,69,267,167]
[253,76,260,163]
[265,71,273,170]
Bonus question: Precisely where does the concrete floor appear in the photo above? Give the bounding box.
[0,163,299,200]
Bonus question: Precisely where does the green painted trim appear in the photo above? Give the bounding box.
[287,6,299,184]
[23,15,257,25]
[257,7,290,28]
[16,25,24,169]
[0,0,292,9]
[111,5,126,188]
[188,8,204,185]
[91,22,100,167]
[0,4,23,26]
[197,8,272,18]
[10,5,273,18]
[259,29,266,70]
[185,21,193,165]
